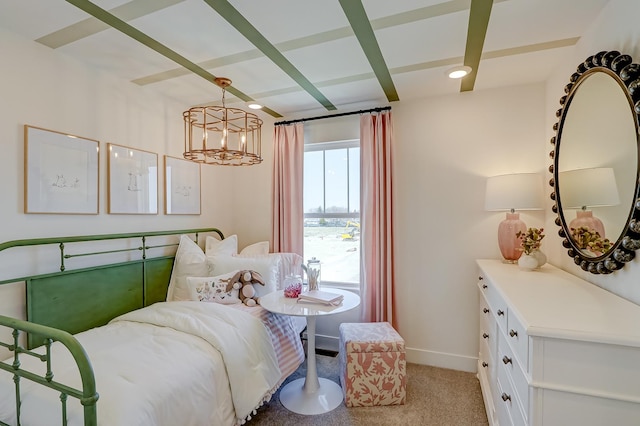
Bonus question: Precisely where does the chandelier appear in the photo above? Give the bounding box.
[183,77,263,166]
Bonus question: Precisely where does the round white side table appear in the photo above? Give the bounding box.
[259,288,360,415]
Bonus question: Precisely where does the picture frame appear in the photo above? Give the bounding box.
[107,143,158,214]
[164,155,201,215]
[24,125,100,214]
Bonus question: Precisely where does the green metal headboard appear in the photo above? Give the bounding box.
[0,227,224,426]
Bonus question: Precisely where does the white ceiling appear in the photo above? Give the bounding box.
[0,0,610,120]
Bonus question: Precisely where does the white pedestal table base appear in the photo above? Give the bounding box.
[279,377,344,415]
[279,316,343,414]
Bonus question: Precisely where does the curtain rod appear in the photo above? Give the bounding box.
[274,106,391,126]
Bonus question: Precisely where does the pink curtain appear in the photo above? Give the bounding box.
[360,111,396,327]
[271,123,304,255]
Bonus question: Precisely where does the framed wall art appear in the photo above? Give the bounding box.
[24,125,100,214]
[164,155,201,215]
[107,143,158,214]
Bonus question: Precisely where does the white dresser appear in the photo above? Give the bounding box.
[476,259,640,426]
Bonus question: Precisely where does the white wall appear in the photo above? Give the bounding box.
[0,28,238,322]
[0,27,239,241]
[392,84,546,371]
[544,0,640,305]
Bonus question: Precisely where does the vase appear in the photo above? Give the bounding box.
[518,253,539,271]
[497,213,527,263]
[531,250,546,268]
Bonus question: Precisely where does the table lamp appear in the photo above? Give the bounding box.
[558,167,619,238]
[485,173,544,262]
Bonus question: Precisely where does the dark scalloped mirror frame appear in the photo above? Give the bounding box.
[550,50,640,274]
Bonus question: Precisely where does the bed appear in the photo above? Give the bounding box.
[0,228,306,426]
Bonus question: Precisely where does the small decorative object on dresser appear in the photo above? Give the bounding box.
[476,259,640,425]
[515,227,545,270]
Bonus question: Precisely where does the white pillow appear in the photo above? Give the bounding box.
[205,235,238,256]
[272,253,304,288]
[166,235,210,302]
[237,253,303,290]
[208,254,281,297]
[186,272,241,305]
[239,241,270,256]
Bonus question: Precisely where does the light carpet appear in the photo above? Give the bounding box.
[250,354,489,426]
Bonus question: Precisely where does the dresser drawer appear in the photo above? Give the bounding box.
[495,385,512,426]
[479,291,492,322]
[481,341,498,403]
[478,275,508,332]
[497,361,527,426]
[478,361,497,426]
[498,333,529,420]
[479,324,492,363]
[479,294,495,341]
[506,309,529,373]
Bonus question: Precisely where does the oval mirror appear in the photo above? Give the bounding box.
[551,50,640,274]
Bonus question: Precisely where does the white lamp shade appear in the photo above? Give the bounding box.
[558,167,620,209]
[485,173,544,211]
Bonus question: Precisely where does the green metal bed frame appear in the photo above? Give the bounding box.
[0,227,224,426]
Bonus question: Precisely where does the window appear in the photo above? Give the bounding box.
[303,140,360,286]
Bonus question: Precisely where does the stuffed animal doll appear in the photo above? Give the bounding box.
[225,270,265,307]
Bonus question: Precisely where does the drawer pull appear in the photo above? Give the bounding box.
[509,329,518,338]
[478,276,483,280]
[483,308,489,314]
[502,356,512,365]
[501,393,511,402]
[497,309,505,316]
[482,333,489,339]
[482,284,488,289]
[482,362,488,368]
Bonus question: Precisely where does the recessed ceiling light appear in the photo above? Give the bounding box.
[247,103,263,110]
[446,65,472,79]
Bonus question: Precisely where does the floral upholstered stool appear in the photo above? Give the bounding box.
[338,322,406,407]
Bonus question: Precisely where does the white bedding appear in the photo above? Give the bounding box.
[0,301,291,426]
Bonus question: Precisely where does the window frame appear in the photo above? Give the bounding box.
[303,139,360,289]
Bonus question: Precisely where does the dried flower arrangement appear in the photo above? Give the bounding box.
[570,226,612,255]
[516,227,545,255]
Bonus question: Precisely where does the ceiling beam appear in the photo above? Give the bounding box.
[132,0,511,87]
[203,0,337,111]
[64,0,282,117]
[38,0,186,48]
[247,35,580,102]
[338,0,399,102]
[461,0,494,92]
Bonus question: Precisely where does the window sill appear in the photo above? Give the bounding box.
[316,281,360,295]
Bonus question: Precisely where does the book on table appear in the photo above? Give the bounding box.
[297,290,344,306]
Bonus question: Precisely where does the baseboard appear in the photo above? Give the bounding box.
[303,332,341,353]
[306,332,478,373]
[406,347,478,373]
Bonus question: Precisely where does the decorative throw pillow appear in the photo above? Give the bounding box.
[239,241,270,256]
[205,235,238,256]
[207,254,281,298]
[186,272,241,304]
[166,235,210,302]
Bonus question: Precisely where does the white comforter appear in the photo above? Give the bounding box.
[0,301,282,426]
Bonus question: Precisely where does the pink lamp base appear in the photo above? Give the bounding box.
[569,210,606,239]
[498,213,526,263]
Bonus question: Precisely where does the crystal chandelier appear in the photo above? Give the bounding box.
[183,77,263,166]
